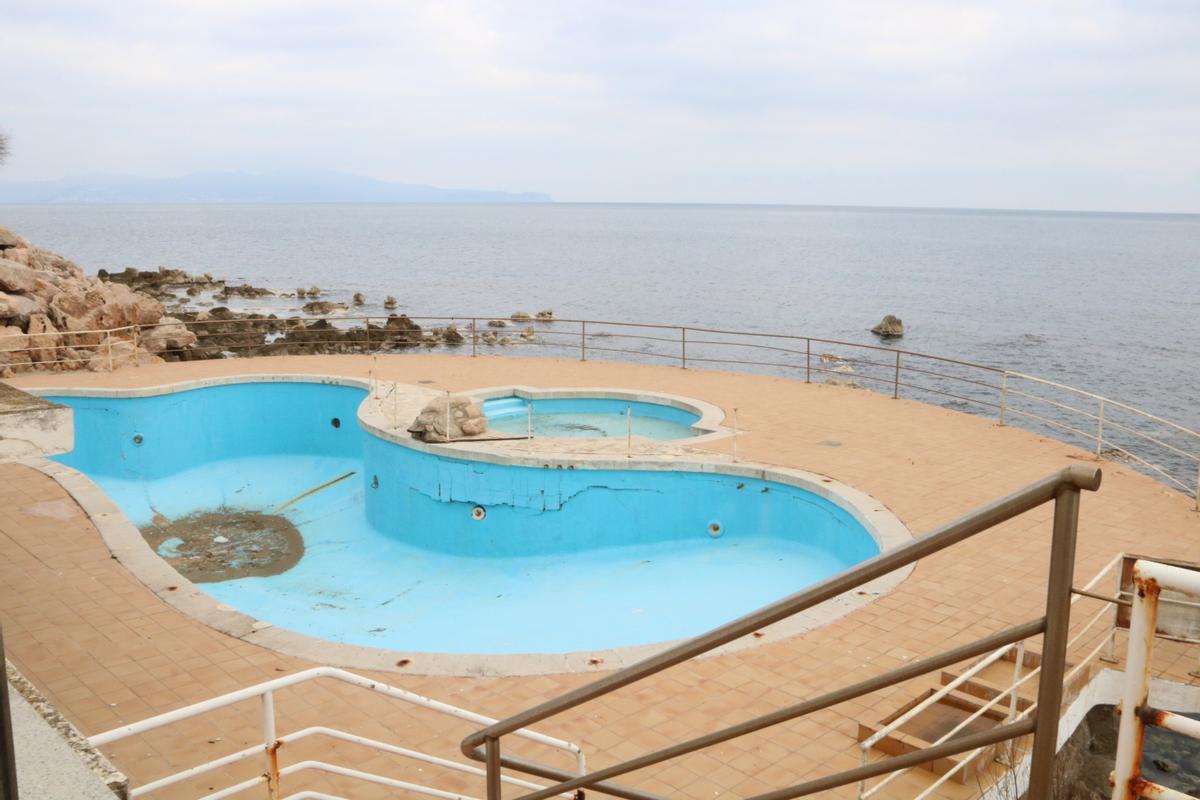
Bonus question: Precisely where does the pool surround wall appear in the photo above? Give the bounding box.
[21,373,913,676]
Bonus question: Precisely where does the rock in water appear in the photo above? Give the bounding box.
[871,315,904,338]
[352,292,366,305]
[408,395,488,442]
[383,295,398,310]
[442,324,465,345]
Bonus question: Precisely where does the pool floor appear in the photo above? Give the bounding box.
[93,454,850,653]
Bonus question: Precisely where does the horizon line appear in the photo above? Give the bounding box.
[0,199,1196,217]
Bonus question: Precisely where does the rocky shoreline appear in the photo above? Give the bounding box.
[0,224,556,374]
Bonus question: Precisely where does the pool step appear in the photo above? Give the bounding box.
[857,646,1100,784]
[856,687,1009,783]
[481,396,528,419]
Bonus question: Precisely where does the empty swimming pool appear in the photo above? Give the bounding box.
[46,379,888,656]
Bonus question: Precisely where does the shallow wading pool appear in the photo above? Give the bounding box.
[47,380,887,655]
[482,395,701,439]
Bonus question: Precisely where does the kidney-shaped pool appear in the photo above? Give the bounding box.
[46,380,893,656]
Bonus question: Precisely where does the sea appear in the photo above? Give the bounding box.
[3,202,1198,485]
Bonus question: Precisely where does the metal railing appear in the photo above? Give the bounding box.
[1111,560,1200,800]
[88,666,585,800]
[0,324,141,371]
[856,551,1129,799]
[7,313,1194,504]
[458,465,1101,800]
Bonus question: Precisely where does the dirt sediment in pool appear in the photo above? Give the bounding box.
[141,509,304,582]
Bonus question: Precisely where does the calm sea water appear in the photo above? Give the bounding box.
[3,203,1198,435]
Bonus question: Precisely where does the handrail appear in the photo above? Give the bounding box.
[89,666,585,799]
[858,550,1126,798]
[459,465,1101,800]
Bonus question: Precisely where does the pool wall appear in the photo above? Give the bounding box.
[363,433,878,559]
[54,382,366,480]
[49,380,877,561]
[30,374,913,675]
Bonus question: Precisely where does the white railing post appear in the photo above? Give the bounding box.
[1007,642,1024,722]
[892,351,900,399]
[999,372,1008,425]
[580,321,586,361]
[1097,398,1106,456]
[855,747,869,800]
[680,327,687,369]
[731,408,738,463]
[262,690,280,799]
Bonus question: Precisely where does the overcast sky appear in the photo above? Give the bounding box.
[3,1,1199,211]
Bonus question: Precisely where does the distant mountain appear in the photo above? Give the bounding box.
[0,170,552,203]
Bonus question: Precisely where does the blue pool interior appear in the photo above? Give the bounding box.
[48,381,880,654]
[482,395,701,440]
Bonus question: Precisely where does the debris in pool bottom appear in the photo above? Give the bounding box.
[140,508,304,583]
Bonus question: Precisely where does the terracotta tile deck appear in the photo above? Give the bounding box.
[3,354,1199,799]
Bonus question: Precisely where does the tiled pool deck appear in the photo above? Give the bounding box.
[2,354,1198,799]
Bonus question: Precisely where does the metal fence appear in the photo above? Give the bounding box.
[88,666,585,800]
[2,313,1197,503]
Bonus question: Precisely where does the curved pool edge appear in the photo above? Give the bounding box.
[463,384,729,443]
[20,374,915,677]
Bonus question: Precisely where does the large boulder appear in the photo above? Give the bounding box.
[407,396,488,442]
[0,325,32,373]
[4,246,85,279]
[0,291,48,325]
[140,316,197,355]
[0,225,27,251]
[0,258,43,294]
[85,336,162,372]
[48,281,164,340]
[26,314,62,363]
[871,314,904,338]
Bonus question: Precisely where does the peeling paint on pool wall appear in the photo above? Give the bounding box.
[363,432,877,559]
[43,380,892,654]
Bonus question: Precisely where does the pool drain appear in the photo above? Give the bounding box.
[708,520,723,538]
[132,433,144,446]
[472,505,487,521]
[331,417,341,428]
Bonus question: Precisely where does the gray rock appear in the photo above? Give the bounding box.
[871,314,904,338]
[407,395,488,442]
